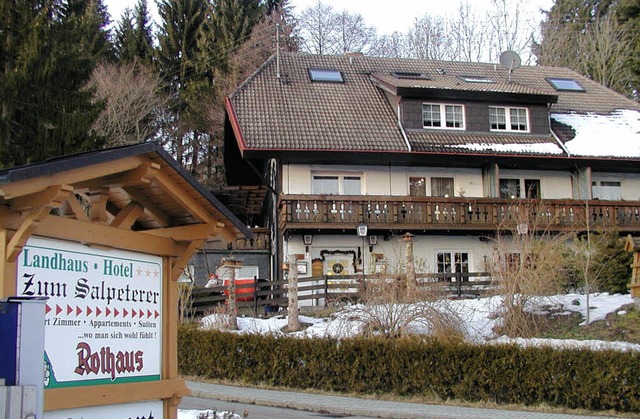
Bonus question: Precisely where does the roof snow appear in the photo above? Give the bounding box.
[444,142,564,155]
[552,109,640,158]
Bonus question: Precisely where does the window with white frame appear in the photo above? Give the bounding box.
[592,179,621,200]
[499,178,540,199]
[422,103,465,129]
[312,174,362,195]
[489,106,529,132]
[436,251,469,281]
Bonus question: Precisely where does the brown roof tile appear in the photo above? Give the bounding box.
[229,53,640,154]
[406,130,563,156]
[371,72,556,97]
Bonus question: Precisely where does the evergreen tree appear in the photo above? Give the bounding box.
[0,0,112,166]
[210,0,264,68]
[156,0,213,175]
[114,0,154,65]
[591,233,633,294]
[616,0,640,99]
[155,0,284,180]
[535,0,637,98]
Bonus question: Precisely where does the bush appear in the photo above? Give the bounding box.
[179,326,640,412]
[590,232,633,294]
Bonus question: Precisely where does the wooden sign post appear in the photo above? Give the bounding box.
[625,235,640,300]
[0,143,250,419]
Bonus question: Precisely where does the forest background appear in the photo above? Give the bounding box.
[1,0,638,187]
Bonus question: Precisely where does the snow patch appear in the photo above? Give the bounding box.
[552,109,640,157]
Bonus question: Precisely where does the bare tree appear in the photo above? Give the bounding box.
[202,8,296,187]
[295,1,380,56]
[295,0,337,55]
[286,259,302,332]
[535,11,575,68]
[486,0,537,64]
[535,0,637,97]
[333,10,377,54]
[576,15,633,94]
[370,31,408,58]
[489,200,573,337]
[449,1,491,62]
[89,62,170,147]
[405,14,451,60]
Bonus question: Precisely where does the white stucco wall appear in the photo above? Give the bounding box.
[284,164,485,197]
[498,169,573,199]
[284,165,637,202]
[286,233,496,277]
[592,172,640,201]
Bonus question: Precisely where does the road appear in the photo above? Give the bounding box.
[179,396,375,419]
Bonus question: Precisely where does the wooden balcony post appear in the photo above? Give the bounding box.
[286,260,301,332]
[625,235,640,300]
[401,232,416,301]
[222,257,241,330]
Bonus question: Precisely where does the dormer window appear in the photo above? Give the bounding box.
[422,103,465,129]
[489,106,529,132]
[391,71,431,80]
[308,68,344,83]
[547,78,585,92]
[459,75,495,83]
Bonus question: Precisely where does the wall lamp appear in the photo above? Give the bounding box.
[303,234,313,253]
[368,235,378,252]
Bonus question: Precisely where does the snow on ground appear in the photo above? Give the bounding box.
[181,292,637,418]
[179,410,242,419]
[199,292,637,350]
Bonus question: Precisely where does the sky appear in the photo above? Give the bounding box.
[104,0,555,35]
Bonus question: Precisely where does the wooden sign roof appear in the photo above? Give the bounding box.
[625,234,640,253]
[0,142,251,260]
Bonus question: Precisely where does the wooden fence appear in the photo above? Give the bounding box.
[189,272,494,318]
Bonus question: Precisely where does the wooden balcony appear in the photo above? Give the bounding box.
[279,195,640,233]
[204,228,271,251]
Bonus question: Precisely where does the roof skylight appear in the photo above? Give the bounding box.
[309,68,344,83]
[391,71,431,80]
[459,75,495,83]
[547,78,585,92]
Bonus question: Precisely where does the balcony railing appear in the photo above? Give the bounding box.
[279,195,640,232]
[204,228,271,251]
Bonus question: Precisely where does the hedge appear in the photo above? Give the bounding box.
[178,325,640,412]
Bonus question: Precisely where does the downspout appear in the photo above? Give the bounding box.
[548,106,571,157]
[398,99,412,152]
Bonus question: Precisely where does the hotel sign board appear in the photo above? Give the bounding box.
[16,236,162,388]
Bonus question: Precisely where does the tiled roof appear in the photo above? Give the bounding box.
[228,53,640,155]
[229,54,407,152]
[371,72,557,97]
[550,110,640,158]
[406,130,564,156]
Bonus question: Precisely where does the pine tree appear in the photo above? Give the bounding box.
[155,0,286,182]
[114,0,154,65]
[535,0,636,98]
[0,0,48,165]
[156,0,213,175]
[0,0,113,166]
[616,0,640,99]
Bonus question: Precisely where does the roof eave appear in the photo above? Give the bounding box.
[0,142,252,239]
[395,87,558,104]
